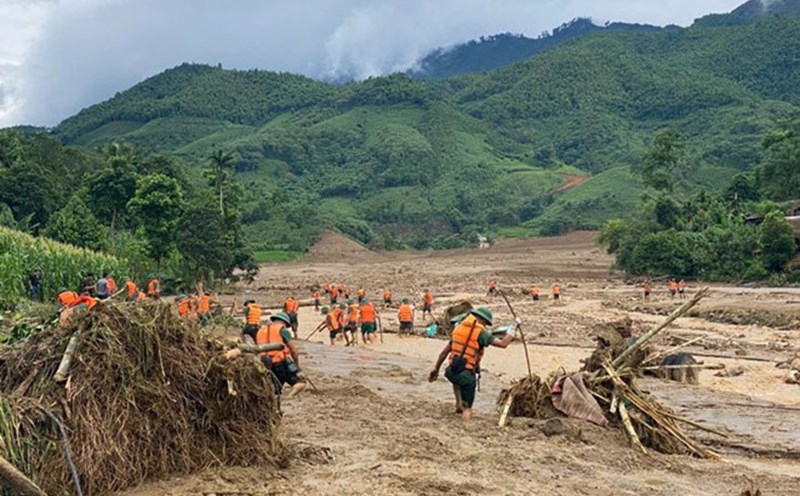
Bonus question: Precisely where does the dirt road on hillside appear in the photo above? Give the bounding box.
[122,231,800,495]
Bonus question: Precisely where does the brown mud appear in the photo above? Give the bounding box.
[121,231,800,495]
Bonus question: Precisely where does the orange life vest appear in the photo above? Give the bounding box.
[644,283,652,292]
[327,310,341,330]
[70,294,97,309]
[284,297,299,314]
[349,305,359,321]
[323,283,331,292]
[423,291,433,305]
[357,288,365,297]
[256,323,289,363]
[313,291,321,300]
[147,279,159,296]
[489,280,496,289]
[669,280,677,291]
[449,315,483,371]
[198,294,211,314]
[107,278,117,294]
[552,285,561,295]
[246,304,262,325]
[338,283,345,291]
[125,280,137,297]
[331,287,339,298]
[360,303,376,323]
[58,290,78,307]
[678,280,686,290]
[398,304,413,322]
[178,299,190,317]
[137,291,146,301]
[383,290,392,300]
[531,287,539,296]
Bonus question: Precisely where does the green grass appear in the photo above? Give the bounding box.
[252,250,300,263]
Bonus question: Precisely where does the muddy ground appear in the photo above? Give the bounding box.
[122,231,800,495]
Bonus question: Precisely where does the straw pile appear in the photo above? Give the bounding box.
[0,301,285,495]
[499,289,721,458]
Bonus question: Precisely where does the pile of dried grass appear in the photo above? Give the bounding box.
[496,374,557,419]
[0,301,285,495]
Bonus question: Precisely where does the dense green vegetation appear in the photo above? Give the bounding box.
[1,4,798,268]
[0,133,254,289]
[598,116,800,282]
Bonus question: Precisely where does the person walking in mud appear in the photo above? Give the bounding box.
[421,289,434,321]
[530,285,540,303]
[256,312,306,398]
[488,279,497,297]
[551,283,561,305]
[678,279,686,299]
[428,307,517,420]
[383,289,393,308]
[668,279,678,299]
[359,298,378,344]
[643,281,652,301]
[242,299,262,341]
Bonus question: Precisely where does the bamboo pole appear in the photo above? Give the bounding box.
[54,334,79,383]
[499,290,533,379]
[618,402,646,453]
[0,455,47,496]
[612,288,709,370]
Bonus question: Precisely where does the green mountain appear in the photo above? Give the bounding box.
[410,19,672,80]
[51,13,800,251]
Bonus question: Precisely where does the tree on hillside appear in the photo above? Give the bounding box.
[45,194,108,251]
[86,157,138,230]
[640,130,688,192]
[759,211,796,271]
[757,120,800,201]
[127,174,184,264]
[206,150,236,216]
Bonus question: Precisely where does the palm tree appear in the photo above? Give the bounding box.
[207,150,235,216]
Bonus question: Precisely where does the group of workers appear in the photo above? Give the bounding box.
[54,273,164,320]
[643,278,687,301]
[488,279,563,304]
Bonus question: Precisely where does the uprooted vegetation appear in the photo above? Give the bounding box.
[0,302,285,495]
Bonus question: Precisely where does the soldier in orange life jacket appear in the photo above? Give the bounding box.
[197,292,212,324]
[146,275,160,299]
[313,290,321,312]
[383,289,393,308]
[429,307,516,420]
[421,289,434,320]
[321,306,342,345]
[397,298,414,337]
[256,312,305,398]
[242,300,262,341]
[283,296,300,334]
[488,279,497,296]
[359,299,378,345]
[344,299,359,346]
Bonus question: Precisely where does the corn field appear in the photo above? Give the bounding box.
[0,226,128,301]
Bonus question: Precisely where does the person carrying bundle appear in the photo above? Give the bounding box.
[256,312,306,398]
[428,307,516,420]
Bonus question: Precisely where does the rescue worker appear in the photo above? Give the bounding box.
[283,296,300,335]
[323,283,331,296]
[96,273,110,299]
[330,285,340,305]
[136,290,147,302]
[256,312,306,398]
[421,289,434,320]
[668,279,678,299]
[323,306,342,345]
[429,307,516,420]
[56,287,79,311]
[397,298,414,337]
[313,289,321,312]
[124,277,138,302]
[146,276,160,299]
[106,274,117,297]
[359,298,378,344]
[357,288,366,304]
[82,272,97,296]
[197,292,212,324]
[383,289,393,308]
[530,285,540,303]
[345,299,359,346]
[337,303,349,345]
[551,283,561,304]
[643,281,652,301]
[488,280,497,296]
[678,279,686,299]
[242,300,262,341]
[177,295,190,318]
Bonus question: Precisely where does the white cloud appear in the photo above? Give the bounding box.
[0,0,747,127]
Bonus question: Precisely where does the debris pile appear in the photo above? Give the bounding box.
[500,289,722,458]
[0,302,285,495]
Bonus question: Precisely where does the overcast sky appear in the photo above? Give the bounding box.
[0,0,748,128]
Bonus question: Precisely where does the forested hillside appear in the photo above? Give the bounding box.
[7,9,797,255]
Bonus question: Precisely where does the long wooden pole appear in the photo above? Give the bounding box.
[0,455,47,496]
[54,334,80,383]
[612,287,709,370]
[499,290,533,379]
